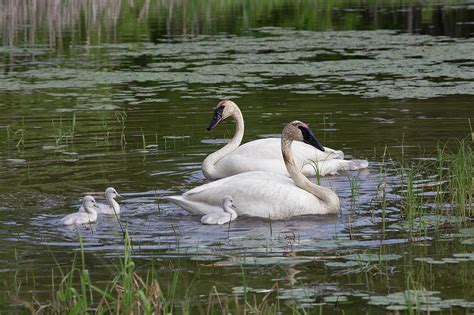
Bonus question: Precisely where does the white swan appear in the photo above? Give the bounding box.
[201,195,238,225]
[79,187,121,215]
[166,121,340,220]
[62,195,98,225]
[202,100,368,179]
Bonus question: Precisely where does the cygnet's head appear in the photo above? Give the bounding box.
[283,121,325,152]
[83,195,97,208]
[207,100,238,131]
[222,195,234,207]
[105,187,120,199]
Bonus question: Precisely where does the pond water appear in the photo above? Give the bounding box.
[0,0,473,313]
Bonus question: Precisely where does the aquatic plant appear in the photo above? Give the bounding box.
[393,137,473,239]
[16,231,313,314]
[115,111,127,150]
[51,112,76,147]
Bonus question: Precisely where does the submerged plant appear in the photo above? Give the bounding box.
[51,112,76,147]
[14,128,25,150]
[115,111,127,150]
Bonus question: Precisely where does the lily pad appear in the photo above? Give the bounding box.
[459,228,474,236]
[342,253,401,262]
[461,238,474,245]
[323,295,349,303]
[325,261,360,268]
[214,256,314,266]
[189,255,221,261]
[366,290,474,311]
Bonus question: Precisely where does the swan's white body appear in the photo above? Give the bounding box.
[202,100,368,179]
[166,121,340,220]
[201,195,238,224]
[62,196,98,225]
[79,187,121,215]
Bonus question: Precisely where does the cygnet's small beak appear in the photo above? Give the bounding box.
[299,125,325,152]
[207,106,224,131]
[116,193,122,198]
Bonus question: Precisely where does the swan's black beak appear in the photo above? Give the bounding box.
[299,126,325,152]
[207,106,224,131]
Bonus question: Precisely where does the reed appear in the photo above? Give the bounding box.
[51,112,76,147]
[115,111,127,150]
[20,229,303,315]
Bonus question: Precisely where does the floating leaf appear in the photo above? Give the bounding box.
[342,253,401,262]
[214,256,314,266]
[461,238,474,245]
[324,295,348,303]
[325,261,360,268]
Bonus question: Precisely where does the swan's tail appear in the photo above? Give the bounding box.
[348,159,369,170]
[332,149,344,159]
[323,148,344,159]
[164,195,207,215]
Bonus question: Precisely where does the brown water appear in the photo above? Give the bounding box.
[0,0,473,313]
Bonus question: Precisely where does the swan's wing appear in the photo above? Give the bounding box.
[217,154,289,177]
[170,171,329,219]
[62,213,78,225]
[215,138,344,177]
[167,171,292,215]
[236,138,343,160]
[201,211,231,225]
[62,212,95,225]
[301,159,369,176]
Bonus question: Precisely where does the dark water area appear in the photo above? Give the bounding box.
[2,0,474,50]
[0,0,473,313]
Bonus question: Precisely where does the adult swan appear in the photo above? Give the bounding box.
[165,121,340,222]
[202,100,368,179]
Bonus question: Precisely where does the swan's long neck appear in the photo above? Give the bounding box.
[106,195,120,214]
[281,137,339,212]
[224,204,238,220]
[202,107,244,179]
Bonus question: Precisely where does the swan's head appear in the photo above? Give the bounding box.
[105,187,121,199]
[83,195,97,208]
[207,100,238,131]
[285,121,325,151]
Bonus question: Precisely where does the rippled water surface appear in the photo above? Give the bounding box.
[0,0,473,313]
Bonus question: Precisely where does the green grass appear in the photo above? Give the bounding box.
[15,230,310,315]
[389,137,473,239]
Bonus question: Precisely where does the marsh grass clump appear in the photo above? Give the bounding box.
[18,230,303,315]
[430,138,473,224]
[440,139,473,221]
[390,138,472,238]
[24,232,167,314]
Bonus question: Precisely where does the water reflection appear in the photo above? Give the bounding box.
[1,0,473,49]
